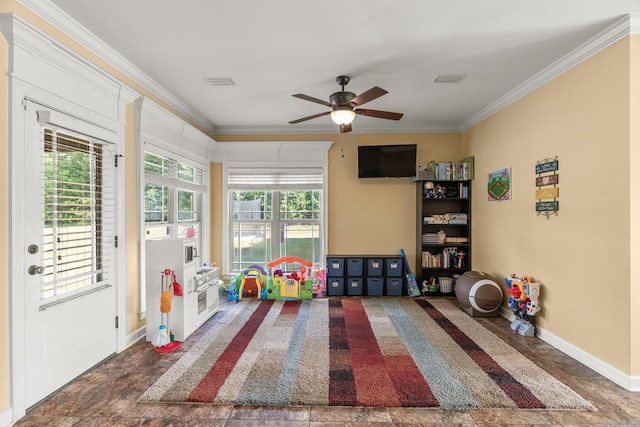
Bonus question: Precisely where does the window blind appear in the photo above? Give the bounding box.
[41,127,116,304]
[228,168,324,190]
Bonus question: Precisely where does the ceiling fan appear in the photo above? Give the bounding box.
[289,75,403,133]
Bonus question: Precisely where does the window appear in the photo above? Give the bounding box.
[144,151,205,241]
[41,127,116,301]
[228,170,324,272]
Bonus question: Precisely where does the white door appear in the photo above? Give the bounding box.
[22,107,118,408]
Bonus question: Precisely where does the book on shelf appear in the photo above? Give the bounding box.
[444,237,468,243]
[421,247,463,268]
[423,213,467,225]
[426,156,474,181]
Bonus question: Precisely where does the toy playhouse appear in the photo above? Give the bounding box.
[266,256,314,300]
[229,256,325,302]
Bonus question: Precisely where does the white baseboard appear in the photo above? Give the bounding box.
[0,407,13,427]
[498,308,637,392]
[121,326,146,351]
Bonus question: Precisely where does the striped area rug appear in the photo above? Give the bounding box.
[139,298,596,411]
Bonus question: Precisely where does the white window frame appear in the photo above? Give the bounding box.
[212,141,333,277]
[228,172,324,272]
[143,148,205,241]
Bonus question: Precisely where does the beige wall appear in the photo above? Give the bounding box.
[0,32,9,412]
[213,133,463,269]
[210,162,223,268]
[630,35,640,377]
[1,2,638,412]
[125,104,145,333]
[462,37,636,375]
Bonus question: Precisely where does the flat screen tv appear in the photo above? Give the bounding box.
[357,144,416,178]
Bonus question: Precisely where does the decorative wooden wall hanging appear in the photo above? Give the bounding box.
[535,156,559,219]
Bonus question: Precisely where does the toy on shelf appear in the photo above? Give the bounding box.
[266,256,314,300]
[505,274,541,336]
[229,265,267,302]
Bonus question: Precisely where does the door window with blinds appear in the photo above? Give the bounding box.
[228,170,323,272]
[144,151,205,241]
[41,127,116,301]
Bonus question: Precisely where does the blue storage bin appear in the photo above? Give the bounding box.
[366,277,384,296]
[326,258,345,276]
[385,258,403,277]
[327,277,345,296]
[386,277,404,296]
[347,258,364,276]
[347,277,364,296]
[366,258,384,276]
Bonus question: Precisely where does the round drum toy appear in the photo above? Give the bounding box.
[455,271,503,317]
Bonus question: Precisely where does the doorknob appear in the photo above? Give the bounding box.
[28,265,44,275]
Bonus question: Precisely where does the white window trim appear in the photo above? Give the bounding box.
[212,141,333,277]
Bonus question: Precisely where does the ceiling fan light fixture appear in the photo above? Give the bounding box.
[330,108,356,125]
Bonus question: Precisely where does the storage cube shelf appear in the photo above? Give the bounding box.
[326,255,406,296]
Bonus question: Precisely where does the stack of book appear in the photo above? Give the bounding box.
[423,213,467,224]
[423,215,447,224]
[447,213,468,224]
[422,231,446,244]
[445,236,469,243]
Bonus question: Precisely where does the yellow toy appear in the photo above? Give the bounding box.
[238,268,264,301]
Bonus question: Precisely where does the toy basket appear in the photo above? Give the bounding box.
[438,277,453,293]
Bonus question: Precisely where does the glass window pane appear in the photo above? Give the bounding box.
[144,152,169,176]
[232,191,272,220]
[280,223,320,264]
[178,189,194,221]
[280,190,320,220]
[146,225,171,239]
[178,162,195,183]
[232,222,271,271]
[145,183,169,222]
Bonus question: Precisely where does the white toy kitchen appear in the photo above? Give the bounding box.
[145,238,220,342]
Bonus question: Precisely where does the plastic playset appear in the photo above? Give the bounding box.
[228,257,326,302]
[505,274,541,336]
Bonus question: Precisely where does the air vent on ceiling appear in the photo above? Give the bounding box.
[206,77,235,86]
[433,74,467,84]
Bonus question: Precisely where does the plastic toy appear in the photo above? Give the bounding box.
[454,271,503,317]
[310,267,326,298]
[152,269,182,352]
[229,264,267,302]
[505,274,541,336]
[265,256,314,300]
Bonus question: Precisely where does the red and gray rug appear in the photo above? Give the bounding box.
[139,298,596,411]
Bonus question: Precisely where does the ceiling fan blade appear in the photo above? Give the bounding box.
[292,93,332,107]
[350,86,388,107]
[340,123,352,133]
[355,108,403,121]
[288,111,331,124]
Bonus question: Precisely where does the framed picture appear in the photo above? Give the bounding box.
[488,168,511,202]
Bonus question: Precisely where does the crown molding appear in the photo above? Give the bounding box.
[460,13,639,131]
[211,123,461,136]
[16,0,216,131]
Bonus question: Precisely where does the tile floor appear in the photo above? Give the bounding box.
[14,297,640,426]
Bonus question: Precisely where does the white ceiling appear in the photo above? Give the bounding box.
[44,0,640,135]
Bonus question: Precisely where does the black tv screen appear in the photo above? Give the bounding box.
[357,144,416,178]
